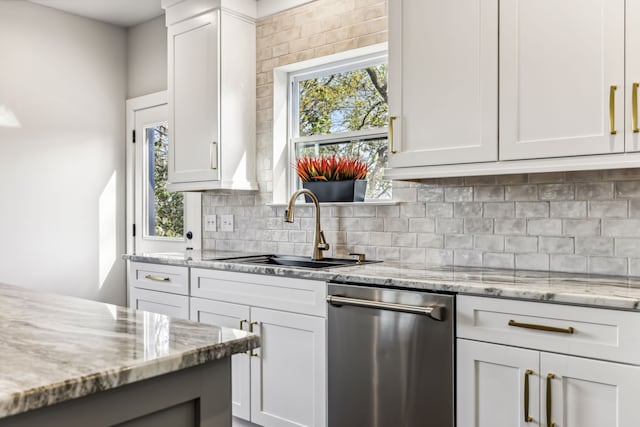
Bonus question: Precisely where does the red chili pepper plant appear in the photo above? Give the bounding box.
[295,155,368,182]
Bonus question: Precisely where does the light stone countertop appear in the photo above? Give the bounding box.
[124,250,640,311]
[0,283,260,419]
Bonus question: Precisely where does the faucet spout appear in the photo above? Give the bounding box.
[285,189,329,260]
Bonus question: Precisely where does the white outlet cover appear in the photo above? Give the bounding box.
[221,214,234,232]
[204,215,217,232]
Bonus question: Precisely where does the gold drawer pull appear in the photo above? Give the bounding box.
[610,85,618,135]
[389,115,398,154]
[508,319,574,334]
[546,373,556,427]
[633,82,639,133]
[144,274,170,282]
[247,321,261,357]
[524,369,533,422]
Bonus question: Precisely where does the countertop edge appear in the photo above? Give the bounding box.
[1,334,260,419]
[122,254,640,312]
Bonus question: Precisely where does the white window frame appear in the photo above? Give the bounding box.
[271,43,388,204]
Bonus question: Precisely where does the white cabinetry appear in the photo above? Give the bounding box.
[386,0,640,180]
[500,0,624,160]
[162,0,257,191]
[128,262,190,319]
[627,0,640,152]
[387,0,498,167]
[190,269,327,427]
[457,295,640,427]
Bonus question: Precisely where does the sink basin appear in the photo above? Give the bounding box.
[219,254,380,269]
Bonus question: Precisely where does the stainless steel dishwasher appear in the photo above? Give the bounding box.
[327,283,455,427]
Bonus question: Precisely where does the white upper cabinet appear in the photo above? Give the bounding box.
[627,0,640,152]
[385,0,640,180]
[388,0,498,168]
[163,0,258,192]
[500,0,625,160]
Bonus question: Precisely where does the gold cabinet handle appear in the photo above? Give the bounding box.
[144,274,170,282]
[546,373,556,427]
[524,369,533,422]
[210,141,218,170]
[239,319,248,330]
[610,85,618,135]
[389,115,398,154]
[633,82,639,133]
[508,319,574,334]
[247,321,261,357]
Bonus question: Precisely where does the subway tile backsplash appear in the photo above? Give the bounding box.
[203,170,640,276]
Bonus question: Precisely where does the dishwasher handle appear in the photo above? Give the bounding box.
[327,295,445,321]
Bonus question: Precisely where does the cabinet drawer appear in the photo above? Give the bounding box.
[191,269,327,317]
[457,295,640,365]
[130,287,189,320]
[130,262,189,295]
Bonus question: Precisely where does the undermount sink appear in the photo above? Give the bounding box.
[219,254,380,269]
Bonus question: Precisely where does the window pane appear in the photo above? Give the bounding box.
[296,138,391,200]
[298,64,388,137]
[145,124,184,238]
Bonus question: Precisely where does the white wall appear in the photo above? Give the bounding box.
[127,15,167,98]
[0,2,127,304]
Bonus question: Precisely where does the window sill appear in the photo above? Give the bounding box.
[268,200,398,207]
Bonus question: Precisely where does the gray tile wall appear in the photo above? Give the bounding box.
[203,169,640,276]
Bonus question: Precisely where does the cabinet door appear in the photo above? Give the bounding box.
[627,0,640,152]
[250,308,326,427]
[190,298,251,421]
[129,287,189,320]
[541,352,640,427]
[457,339,540,427]
[388,0,498,167]
[167,11,219,184]
[500,0,625,160]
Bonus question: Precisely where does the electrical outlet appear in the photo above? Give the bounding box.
[221,214,234,232]
[204,215,217,232]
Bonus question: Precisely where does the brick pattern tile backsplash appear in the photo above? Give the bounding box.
[204,170,640,276]
[202,0,640,276]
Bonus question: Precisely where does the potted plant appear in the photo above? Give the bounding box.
[294,155,368,202]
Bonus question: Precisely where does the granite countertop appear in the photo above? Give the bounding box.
[0,283,260,419]
[124,250,640,311]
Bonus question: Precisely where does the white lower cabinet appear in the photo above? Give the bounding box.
[457,295,640,427]
[129,287,189,320]
[189,269,327,427]
[191,298,251,420]
[457,339,539,427]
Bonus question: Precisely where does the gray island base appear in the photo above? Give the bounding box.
[0,283,259,427]
[0,360,231,427]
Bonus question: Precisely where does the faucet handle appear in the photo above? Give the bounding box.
[318,231,330,251]
[349,253,366,263]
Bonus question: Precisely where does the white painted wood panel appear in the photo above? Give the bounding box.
[190,269,327,317]
[167,10,220,184]
[457,295,640,365]
[388,0,498,167]
[457,339,540,427]
[541,352,640,427]
[627,0,640,152]
[191,297,252,421]
[249,307,326,427]
[130,262,189,295]
[129,287,189,320]
[500,0,625,159]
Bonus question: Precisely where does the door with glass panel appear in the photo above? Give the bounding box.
[128,92,201,254]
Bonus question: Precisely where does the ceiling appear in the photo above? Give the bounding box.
[28,0,163,27]
[28,0,316,27]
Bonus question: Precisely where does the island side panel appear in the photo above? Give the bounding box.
[0,359,231,427]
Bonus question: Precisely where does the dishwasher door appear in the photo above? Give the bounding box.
[327,283,455,427]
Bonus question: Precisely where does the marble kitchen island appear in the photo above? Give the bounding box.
[0,283,259,427]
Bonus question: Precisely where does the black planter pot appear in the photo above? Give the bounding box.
[302,180,367,203]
